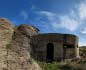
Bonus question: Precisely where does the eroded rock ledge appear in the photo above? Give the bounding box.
[0,18,41,70]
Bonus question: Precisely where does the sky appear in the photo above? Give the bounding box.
[0,0,86,46]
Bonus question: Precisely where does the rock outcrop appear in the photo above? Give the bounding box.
[0,18,41,70]
[0,18,14,70]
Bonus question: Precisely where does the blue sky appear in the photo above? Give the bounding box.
[0,0,86,46]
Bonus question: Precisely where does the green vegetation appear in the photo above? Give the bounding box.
[0,23,4,27]
[38,62,61,70]
[36,48,86,70]
[38,62,74,70]
[37,61,86,70]
[6,44,11,49]
[79,47,86,57]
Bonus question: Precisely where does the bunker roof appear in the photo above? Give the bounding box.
[34,33,78,38]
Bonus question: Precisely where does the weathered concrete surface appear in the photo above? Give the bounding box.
[31,33,79,62]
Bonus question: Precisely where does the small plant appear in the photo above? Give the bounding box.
[6,44,11,49]
[38,62,61,70]
[0,23,4,26]
[60,64,72,70]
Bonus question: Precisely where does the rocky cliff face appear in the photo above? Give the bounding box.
[0,18,41,70]
[0,18,14,70]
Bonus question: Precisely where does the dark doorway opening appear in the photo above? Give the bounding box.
[46,43,54,62]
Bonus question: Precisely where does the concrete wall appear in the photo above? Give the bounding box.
[31,33,79,62]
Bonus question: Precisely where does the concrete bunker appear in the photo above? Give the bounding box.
[31,33,79,62]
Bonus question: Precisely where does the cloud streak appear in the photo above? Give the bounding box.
[19,1,86,34]
[78,2,86,20]
[37,10,80,32]
[20,10,28,20]
[36,1,86,32]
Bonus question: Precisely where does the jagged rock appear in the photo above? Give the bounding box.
[0,18,41,70]
[0,18,14,70]
[0,18,14,46]
[8,24,41,70]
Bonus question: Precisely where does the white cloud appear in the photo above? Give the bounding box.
[19,1,86,32]
[78,2,86,20]
[38,11,57,20]
[81,27,86,34]
[59,15,79,31]
[20,10,28,20]
[36,1,86,32]
[38,10,81,31]
[38,11,61,31]
[79,42,86,46]
[39,11,56,17]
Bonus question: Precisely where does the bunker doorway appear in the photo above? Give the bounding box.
[46,43,54,62]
